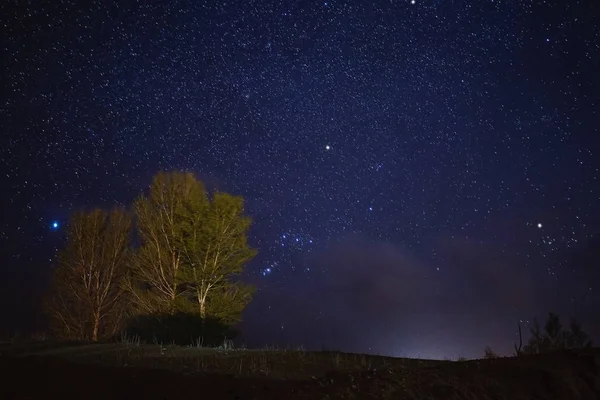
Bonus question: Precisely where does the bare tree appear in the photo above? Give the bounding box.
[514,321,523,356]
[45,208,131,341]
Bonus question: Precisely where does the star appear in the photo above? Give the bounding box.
[1,0,598,361]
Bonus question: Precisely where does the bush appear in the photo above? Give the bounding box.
[122,312,238,346]
[484,346,499,359]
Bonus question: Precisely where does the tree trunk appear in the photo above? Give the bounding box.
[92,313,100,341]
[198,292,206,319]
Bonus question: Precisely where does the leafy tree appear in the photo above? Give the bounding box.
[126,171,256,325]
[125,171,208,314]
[181,192,257,319]
[45,208,131,341]
[202,282,255,324]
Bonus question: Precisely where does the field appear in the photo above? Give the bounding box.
[1,339,599,399]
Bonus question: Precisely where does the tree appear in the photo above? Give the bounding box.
[126,171,208,314]
[483,346,499,359]
[202,281,255,324]
[514,322,523,356]
[519,312,592,355]
[522,318,545,354]
[564,318,593,349]
[181,192,257,319]
[45,208,131,341]
[127,171,256,327]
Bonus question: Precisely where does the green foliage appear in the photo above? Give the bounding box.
[521,312,592,355]
[180,191,258,318]
[45,208,132,341]
[204,282,256,325]
[127,171,209,314]
[43,171,256,343]
[126,171,256,326]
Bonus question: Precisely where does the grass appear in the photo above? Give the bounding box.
[1,336,599,399]
[2,339,428,379]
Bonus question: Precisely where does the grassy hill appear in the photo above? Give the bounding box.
[1,339,599,399]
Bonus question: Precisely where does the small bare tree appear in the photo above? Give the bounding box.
[45,208,131,341]
[514,322,523,356]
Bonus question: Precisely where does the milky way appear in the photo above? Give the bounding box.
[1,0,599,358]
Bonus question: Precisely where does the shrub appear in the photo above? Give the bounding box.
[122,312,238,346]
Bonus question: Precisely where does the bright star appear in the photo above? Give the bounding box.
[537,223,543,228]
[51,221,59,229]
[325,145,330,150]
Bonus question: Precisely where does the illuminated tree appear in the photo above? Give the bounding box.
[180,191,257,319]
[45,208,131,341]
[125,171,208,314]
[127,171,256,324]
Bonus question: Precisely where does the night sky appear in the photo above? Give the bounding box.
[2,0,599,359]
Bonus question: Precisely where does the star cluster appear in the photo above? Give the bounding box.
[1,0,599,358]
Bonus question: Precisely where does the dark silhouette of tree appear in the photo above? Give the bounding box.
[514,322,523,356]
[483,346,499,359]
[45,208,131,341]
[564,318,593,349]
[519,312,593,355]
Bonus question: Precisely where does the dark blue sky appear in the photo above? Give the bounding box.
[1,0,599,359]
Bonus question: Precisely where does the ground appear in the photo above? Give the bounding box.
[0,340,599,399]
